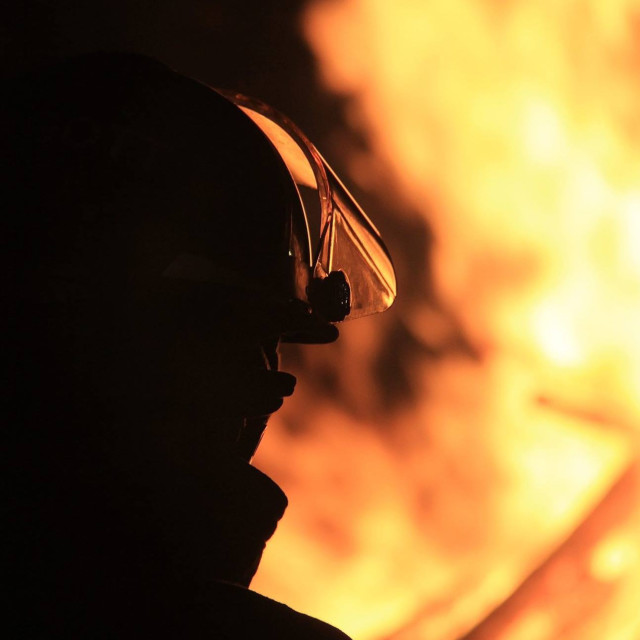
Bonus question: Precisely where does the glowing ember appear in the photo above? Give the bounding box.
[252,1,640,638]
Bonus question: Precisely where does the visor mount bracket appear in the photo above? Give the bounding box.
[307,270,351,322]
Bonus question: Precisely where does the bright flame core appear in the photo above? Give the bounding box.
[253,1,640,638]
[304,0,640,413]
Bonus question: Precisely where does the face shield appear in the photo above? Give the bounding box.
[218,91,397,323]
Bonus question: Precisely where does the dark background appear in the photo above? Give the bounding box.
[3,1,341,163]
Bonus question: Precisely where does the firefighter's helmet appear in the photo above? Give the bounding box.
[5,53,396,338]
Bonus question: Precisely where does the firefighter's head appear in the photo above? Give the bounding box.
[5,52,396,456]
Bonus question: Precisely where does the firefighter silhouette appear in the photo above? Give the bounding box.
[4,53,396,638]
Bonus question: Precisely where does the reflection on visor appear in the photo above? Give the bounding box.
[219,90,397,320]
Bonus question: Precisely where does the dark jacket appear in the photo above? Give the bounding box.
[6,422,351,639]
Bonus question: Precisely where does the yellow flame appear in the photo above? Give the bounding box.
[253,1,640,638]
[590,532,639,582]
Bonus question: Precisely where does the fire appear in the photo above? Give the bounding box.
[252,1,640,638]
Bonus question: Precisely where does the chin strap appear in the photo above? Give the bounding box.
[235,415,270,463]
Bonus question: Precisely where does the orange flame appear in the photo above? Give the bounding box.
[253,1,640,638]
